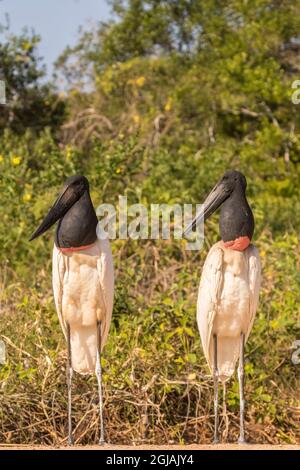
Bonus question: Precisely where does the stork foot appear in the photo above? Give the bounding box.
[238,437,248,445]
[99,438,105,446]
[213,438,220,445]
[68,436,74,446]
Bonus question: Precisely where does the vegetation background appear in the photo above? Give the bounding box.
[0,0,299,445]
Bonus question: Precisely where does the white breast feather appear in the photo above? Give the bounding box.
[52,237,114,375]
[197,242,261,381]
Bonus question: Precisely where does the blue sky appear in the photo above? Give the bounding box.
[0,0,110,77]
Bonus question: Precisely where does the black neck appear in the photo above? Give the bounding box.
[219,182,254,242]
[55,191,98,248]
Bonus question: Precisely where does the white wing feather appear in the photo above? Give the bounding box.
[96,237,114,348]
[52,245,67,338]
[245,245,261,342]
[197,244,224,371]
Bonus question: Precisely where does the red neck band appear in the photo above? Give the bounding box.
[221,236,251,252]
[58,242,96,253]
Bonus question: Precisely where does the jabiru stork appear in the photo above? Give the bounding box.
[30,175,114,445]
[185,170,261,444]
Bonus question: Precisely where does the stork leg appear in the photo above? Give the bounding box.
[96,321,105,446]
[66,323,74,445]
[238,332,247,444]
[213,334,219,444]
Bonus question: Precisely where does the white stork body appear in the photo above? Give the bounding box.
[184,170,260,443]
[30,175,114,445]
[197,241,261,382]
[52,237,114,375]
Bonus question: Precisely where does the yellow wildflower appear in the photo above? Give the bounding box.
[0,154,4,163]
[135,76,146,87]
[188,373,196,381]
[132,114,141,124]
[65,145,72,161]
[115,167,122,174]
[23,193,32,203]
[164,98,172,112]
[12,156,21,166]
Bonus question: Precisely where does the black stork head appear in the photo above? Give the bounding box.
[184,170,254,245]
[29,175,98,247]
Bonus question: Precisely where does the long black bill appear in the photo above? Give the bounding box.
[29,185,79,241]
[184,180,230,237]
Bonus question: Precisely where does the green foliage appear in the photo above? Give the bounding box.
[0,26,66,134]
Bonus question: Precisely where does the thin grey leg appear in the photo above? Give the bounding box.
[213,334,219,444]
[96,321,105,445]
[238,332,247,444]
[66,323,74,445]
